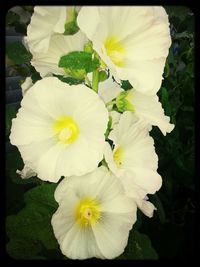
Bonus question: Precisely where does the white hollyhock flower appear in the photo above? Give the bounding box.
[30,31,88,78]
[51,166,137,259]
[10,77,108,182]
[26,6,67,53]
[77,6,171,94]
[116,89,174,135]
[104,111,162,201]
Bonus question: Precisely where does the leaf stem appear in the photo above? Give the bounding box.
[92,69,99,92]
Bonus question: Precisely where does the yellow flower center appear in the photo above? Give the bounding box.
[75,197,101,227]
[104,36,125,67]
[53,116,79,144]
[113,146,123,167]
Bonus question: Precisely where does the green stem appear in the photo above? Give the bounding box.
[92,69,99,92]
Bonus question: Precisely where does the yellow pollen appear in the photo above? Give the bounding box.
[113,146,123,167]
[104,36,125,67]
[53,116,79,144]
[75,198,101,227]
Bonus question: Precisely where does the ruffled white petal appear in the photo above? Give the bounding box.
[26,6,67,53]
[98,77,123,104]
[136,198,157,218]
[118,57,167,94]
[128,89,174,135]
[92,211,135,259]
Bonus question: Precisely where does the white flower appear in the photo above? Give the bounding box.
[51,166,137,259]
[21,77,33,96]
[30,31,88,78]
[10,77,108,182]
[116,89,174,135]
[26,6,67,53]
[77,6,171,94]
[104,112,162,201]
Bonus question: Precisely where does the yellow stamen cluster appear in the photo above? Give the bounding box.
[75,197,101,227]
[113,146,123,167]
[53,116,79,144]
[104,36,125,67]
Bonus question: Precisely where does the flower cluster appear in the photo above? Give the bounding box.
[9,6,174,259]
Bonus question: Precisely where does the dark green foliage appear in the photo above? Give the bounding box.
[6,42,32,65]
[116,230,158,259]
[6,184,59,259]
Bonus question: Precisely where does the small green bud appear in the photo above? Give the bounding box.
[84,41,93,53]
[64,7,79,35]
[99,71,108,82]
[116,91,135,112]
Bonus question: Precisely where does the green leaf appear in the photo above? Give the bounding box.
[160,87,171,116]
[6,42,32,65]
[54,74,84,85]
[117,230,158,260]
[121,80,133,90]
[6,105,16,136]
[59,51,99,79]
[6,183,59,259]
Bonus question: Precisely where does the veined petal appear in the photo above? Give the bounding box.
[92,212,135,259]
[130,90,175,135]
[26,6,67,53]
[98,77,123,104]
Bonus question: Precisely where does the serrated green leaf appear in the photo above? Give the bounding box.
[6,41,32,65]
[117,230,158,260]
[59,51,99,79]
[6,184,59,259]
